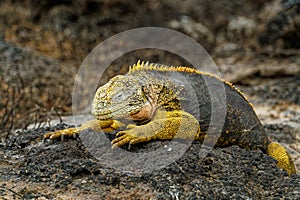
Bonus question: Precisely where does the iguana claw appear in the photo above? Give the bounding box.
[111,131,136,149]
[44,128,79,141]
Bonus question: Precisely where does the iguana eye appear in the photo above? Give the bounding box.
[112,92,126,102]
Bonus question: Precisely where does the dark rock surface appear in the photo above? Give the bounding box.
[1,124,299,199]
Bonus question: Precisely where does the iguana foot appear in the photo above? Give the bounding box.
[266,142,296,175]
[111,125,156,149]
[44,128,79,141]
[44,119,125,142]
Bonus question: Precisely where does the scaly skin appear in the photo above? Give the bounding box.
[44,61,296,175]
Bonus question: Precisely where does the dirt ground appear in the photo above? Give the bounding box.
[0,0,300,199]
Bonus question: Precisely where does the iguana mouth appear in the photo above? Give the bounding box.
[92,104,142,120]
[92,101,154,123]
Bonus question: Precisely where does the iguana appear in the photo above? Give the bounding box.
[44,60,296,175]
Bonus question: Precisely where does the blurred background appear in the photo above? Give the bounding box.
[0,0,299,141]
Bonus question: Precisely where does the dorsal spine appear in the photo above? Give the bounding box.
[128,60,252,107]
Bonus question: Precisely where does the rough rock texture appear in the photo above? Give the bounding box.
[1,124,299,199]
[259,0,300,49]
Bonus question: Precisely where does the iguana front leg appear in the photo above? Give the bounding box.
[44,119,125,140]
[111,109,201,149]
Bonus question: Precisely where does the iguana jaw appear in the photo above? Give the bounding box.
[92,100,154,121]
[125,103,156,122]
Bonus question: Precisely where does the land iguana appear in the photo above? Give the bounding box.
[44,61,296,175]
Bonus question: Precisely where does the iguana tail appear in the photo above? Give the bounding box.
[266,142,296,175]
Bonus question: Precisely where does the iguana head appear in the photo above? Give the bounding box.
[91,75,156,123]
